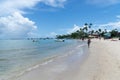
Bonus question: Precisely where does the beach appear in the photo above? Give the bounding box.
[0,0,120,80]
[16,39,120,80]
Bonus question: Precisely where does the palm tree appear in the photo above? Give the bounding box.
[91,30,94,35]
[84,23,92,32]
[89,23,92,29]
[84,23,88,32]
[98,29,101,32]
[98,29,102,35]
[83,27,88,32]
[88,23,92,35]
[84,23,88,27]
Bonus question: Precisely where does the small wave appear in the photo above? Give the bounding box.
[40,59,53,66]
[26,65,39,72]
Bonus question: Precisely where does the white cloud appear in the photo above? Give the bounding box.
[67,24,81,34]
[0,0,39,16]
[49,32,58,37]
[100,21,120,28]
[0,12,37,38]
[0,0,66,16]
[41,0,66,8]
[0,0,66,39]
[98,21,120,31]
[86,0,120,6]
[97,15,120,31]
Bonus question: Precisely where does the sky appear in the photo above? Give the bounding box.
[0,0,120,39]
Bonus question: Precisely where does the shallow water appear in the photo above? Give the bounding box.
[0,39,87,80]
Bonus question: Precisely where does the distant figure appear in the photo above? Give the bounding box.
[82,37,84,41]
[87,38,91,48]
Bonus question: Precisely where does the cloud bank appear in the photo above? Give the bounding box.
[0,0,66,39]
[67,24,81,34]
[96,15,120,31]
[99,21,120,31]
[0,12,37,38]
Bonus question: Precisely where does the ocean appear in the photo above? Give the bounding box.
[0,39,88,80]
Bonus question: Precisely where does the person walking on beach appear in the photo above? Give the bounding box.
[87,38,91,48]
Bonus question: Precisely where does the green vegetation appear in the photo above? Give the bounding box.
[56,23,120,39]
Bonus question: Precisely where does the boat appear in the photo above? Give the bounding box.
[55,39,65,42]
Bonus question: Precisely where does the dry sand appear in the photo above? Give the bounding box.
[17,39,120,80]
[75,39,120,80]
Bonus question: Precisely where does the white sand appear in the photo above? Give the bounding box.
[17,39,120,80]
[75,39,120,80]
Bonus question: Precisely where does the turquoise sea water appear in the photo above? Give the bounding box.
[0,39,87,80]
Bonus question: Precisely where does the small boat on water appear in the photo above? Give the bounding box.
[55,39,65,42]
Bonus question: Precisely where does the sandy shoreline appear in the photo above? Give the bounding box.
[17,39,120,80]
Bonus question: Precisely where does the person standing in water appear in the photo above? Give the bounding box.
[87,38,91,48]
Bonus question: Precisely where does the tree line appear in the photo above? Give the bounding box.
[56,23,120,39]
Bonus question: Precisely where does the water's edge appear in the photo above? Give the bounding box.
[0,40,88,80]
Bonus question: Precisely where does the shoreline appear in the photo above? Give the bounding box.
[12,39,120,80]
[10,42,88,80]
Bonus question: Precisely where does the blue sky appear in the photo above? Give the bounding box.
[0,0,120,38]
